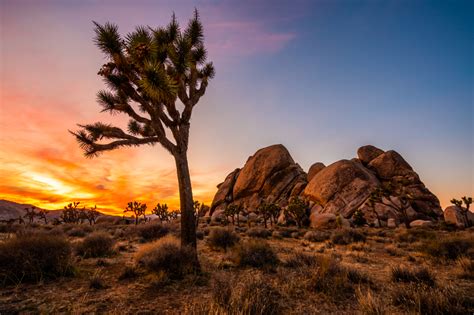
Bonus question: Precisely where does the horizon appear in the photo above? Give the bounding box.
[1,0,473,216]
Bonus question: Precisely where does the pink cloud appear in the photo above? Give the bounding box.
[206,21,296,57]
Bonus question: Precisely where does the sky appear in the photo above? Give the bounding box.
[0,0,472,215]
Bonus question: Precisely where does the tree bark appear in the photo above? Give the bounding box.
[174,150,198,254]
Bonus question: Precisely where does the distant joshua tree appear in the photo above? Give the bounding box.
[84,205,101,225]
[37,208,48,224]
[256,202,280,228]
[124,201,147,225]
[286,197,309,228]
[23,206,37,224]
[62,202,81,224]
[69,10,214,259]
[152,203,169,223]
[451,196,472,227]
[368,178,414,228]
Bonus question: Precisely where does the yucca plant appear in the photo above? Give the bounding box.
[70,10,214,260]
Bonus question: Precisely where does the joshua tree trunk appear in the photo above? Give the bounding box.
[174,149,197,253]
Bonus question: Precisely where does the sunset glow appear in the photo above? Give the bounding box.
[1,1,472,215]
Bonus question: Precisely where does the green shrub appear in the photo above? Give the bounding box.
[135,236,197,279]
[207,227,239,251]
[76,232,115,258]
[134,223,169,241]
[231,240,279,269]
[331,229,366,245]
[0,232,73,284]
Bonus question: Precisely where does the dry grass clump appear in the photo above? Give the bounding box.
[306,255,370,298]
[284,251,320,268]
[0,232,73,285]
[303,230,331,242]
[68,225,93,237]
[134,223,169,241]
[76,232,115,258]
[231,240,279,269]
[455,256,474,279]
[357,288,387,315]
[391,283,472,314]
[391,265,436,286]
[396,228,436,243]
[190,273,282,315]
[89,270,107,289]
[207,227,240,251]
[118,265,139,280]
[421,235,473,260]
[135,235,197,279]
[331,228,366,245]
[246,227,272,238]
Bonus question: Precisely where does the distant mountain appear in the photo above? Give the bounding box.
[0,199,116,222]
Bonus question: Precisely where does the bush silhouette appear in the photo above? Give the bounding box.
[0,232,73,285]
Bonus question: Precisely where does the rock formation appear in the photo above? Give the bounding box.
[209,144,443,225]
[209,144,307,216]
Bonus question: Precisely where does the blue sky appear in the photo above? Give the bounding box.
[1,0,472,211]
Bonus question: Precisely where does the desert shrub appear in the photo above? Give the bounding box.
[357,288,387,315]
[89,270,107,289]
[246,227,272,238]
[134,223,169,241]
[455,257,474,279]
[391,265,436,286]
[307,255,369,298]
[118,265,139,280]
[196,230,204,240]
[191,274,282,315]
[68,225,93,237]
[0,232,73,284]
[352,209,367,227]
[391,283,472,315]
[331,228,366,245]
[207,227,239,251]
[303,230,330,242]
[231,240,279,269]
[211,274,233,307]
[135,236,197,279]
[232,275,282,315]
[422,235,473,260]
[284,251,320,268]
[396,228,436,242]
[76,232,115,258]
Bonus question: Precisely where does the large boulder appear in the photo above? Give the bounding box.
[307,162,325,182]
[210,144,307,214]
[303,159,380,218]
[357,145,384,165]
[233,145,295,199]
[209,168,240,214]
[444,206,474,227]
[309,213,350,229]
[367,150,443,219]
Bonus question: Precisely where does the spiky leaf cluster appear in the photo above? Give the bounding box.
[71,10,214,157]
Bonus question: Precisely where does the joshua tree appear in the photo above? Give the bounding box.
[124,201,147,225]
[62,202,81,224]
[369,179,414,228]
[23,206,37,224]
[84,205,100,225]
[169,209,180,220]
[37,208,48,224]
[286,197,309,228]
[224,204,238,225]
[352,209,367,227]
[451,196,473,227]
[152,203,169,223]
[256,202,280,228]
[70,11,214,256]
